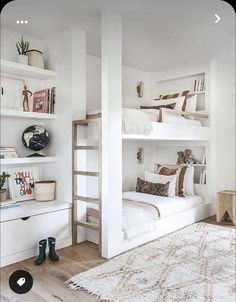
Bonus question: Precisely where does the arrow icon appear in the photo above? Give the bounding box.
[215,14,221,24]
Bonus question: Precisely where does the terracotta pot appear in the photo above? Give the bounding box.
[26,49,44,68]
[16,55,28,65]
[35,181,56,202]
[0,189,7,202]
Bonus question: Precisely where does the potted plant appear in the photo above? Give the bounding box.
[0,172,10,202]
[26,49,44,69]
[16,36,29,65]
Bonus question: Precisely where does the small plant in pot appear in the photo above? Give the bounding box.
[0,172,10,202]
[16,36,29,65]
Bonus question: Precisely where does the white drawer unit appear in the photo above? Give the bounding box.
[0,200,72,267]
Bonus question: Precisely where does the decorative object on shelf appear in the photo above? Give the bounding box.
[16,36,29,65]
[136,81,144,98]
[22,85,32,112]
[0,172,10,202]
[177,149,200,165]
[201,153,206,165]
[22,125,50,157]
[35,180,56,202]
[33,87,56,114]
[199,169,206,184]
[26,49,44,69]
[1,77,24,110]
[137,148,144,164]
[8,166,39,201]
[0,146,18,159]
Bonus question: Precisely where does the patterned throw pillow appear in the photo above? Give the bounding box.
[136,177,170,197]
[140,103,176,110]
[154,90,190,111]
[156,164,188,197]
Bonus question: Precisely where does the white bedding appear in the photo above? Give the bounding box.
[87,192,204,241]
[122,108,153,135]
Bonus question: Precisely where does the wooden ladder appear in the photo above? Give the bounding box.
[72,114,101,252]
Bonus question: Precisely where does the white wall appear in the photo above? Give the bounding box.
[86,54,151,112]
[211,57,236,202]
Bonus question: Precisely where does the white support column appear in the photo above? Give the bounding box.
[71,27,86,120]
[71,27,87,242]
[101,12,123,258]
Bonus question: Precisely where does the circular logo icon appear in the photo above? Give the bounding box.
[9,270,33,294]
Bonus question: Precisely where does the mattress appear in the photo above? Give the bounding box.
[87,192,204,241]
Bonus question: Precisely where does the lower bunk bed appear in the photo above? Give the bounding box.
[86,192,211,253]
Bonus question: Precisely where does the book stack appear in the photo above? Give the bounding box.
[33,87,56,114]
[199,170,206,184]
[193,79,205,92]
[0,147,18,159]
[0,200,20,209]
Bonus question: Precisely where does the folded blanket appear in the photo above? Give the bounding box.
[122,108,153,135]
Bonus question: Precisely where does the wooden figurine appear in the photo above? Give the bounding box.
[22,85,32,112]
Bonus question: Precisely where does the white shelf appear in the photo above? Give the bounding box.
[159,163,206,167]
[1,108,57,120]
[189,91,205,96]
[0,199,71,222]
[1,59,57,80]
[0,157,58,165]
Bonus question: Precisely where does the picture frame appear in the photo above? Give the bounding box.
[1,77,25,110]
[8,166,39,201]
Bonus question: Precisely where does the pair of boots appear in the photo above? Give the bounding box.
[35,237,59,265]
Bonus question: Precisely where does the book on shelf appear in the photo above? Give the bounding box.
[199,170,206,184]
[193,78,205,92]
[201,153,206,165]
[33,87,56,114]
[0,147,18,159]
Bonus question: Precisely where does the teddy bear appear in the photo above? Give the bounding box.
[177,149,200,165]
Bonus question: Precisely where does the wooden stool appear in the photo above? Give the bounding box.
[217,191,236,225]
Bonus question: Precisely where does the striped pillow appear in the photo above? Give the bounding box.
[156,164,188,197]
[155,90,190,111]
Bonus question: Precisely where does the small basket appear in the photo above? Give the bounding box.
[35,181,56,202]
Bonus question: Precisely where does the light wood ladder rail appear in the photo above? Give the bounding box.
[72,114,101,253]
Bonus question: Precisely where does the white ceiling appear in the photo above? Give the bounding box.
[1,0,235,71]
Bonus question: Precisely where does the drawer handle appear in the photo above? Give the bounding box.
[21,216,30,221]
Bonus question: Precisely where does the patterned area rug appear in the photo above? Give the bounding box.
[66,223,236,302]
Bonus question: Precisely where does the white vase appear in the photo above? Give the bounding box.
[35,181,56,202]
[27,50,44,68]
[17,55,28,65]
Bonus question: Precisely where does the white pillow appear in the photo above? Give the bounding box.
[154,96,185,111]
[185,95,197,113]
[141,109,159,122]
[184,166,195,196]
[145,171,177,197]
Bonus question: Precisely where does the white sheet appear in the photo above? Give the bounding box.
[122,191,204,218]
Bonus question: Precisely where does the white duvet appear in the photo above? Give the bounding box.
[122,108,153,135]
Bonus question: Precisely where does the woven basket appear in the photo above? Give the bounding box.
[35,181,56,202]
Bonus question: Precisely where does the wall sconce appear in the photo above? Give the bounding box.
[137,148,144,164]
[136,81,144,98]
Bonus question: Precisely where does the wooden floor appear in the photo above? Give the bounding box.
[1,216,235,302]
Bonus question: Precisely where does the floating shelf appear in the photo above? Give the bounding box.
[1,59,57,80]
[159,163,206,167]
[0,157,58,165]
[1,109,57,120]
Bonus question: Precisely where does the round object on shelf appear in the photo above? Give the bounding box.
[22,125,49,153]
[35,181,56,202]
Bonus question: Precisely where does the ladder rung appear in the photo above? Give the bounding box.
[73,118,100,125]
[74,195,100,204]
[74,146,98,150]
[74,171,99,177]
[75,220,99,230]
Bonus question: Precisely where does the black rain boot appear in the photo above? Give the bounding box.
[35,239,47,265]
[48,237,59,261]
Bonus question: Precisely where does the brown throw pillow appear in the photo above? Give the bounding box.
[154,90,190,111]
[136,177,169,197]
[156,164,188,197]
[140,103,176,110]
